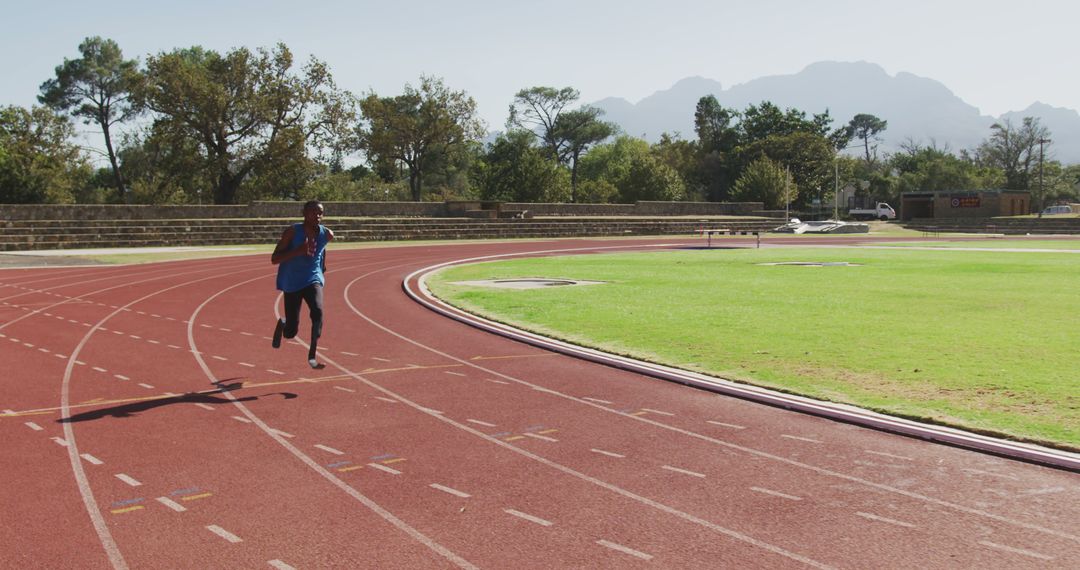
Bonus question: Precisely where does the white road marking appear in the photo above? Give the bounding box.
[641,408,674,416]
[239,362,256,368]
[856,512,916,528]
[240,331,254,336]
[137,383,154,389]
[55,353,67,358]
[430,483,471,498]
[751,487,802,501]
[80,453,104,465]
[597,539,653,560]
[978,541,1053,561]
[52,437,69,447]
[151,314,161,319]
[92,367,107,373]
[371,357,392,362]
[268,369,285,375]
[368,463,402,475]
[200,324,213,329]
[268,560,296,570]
[147,340,160,345]
[340,351,359,356]
[590,448,625,458]
[232,416,253,424]
[220,328,231,332]
[114,374,129,381]
[212,355,227,361]
[206,525,242,543]
[38,347,50,353]
[707,420,746,430]
[168,344,182,349]
[662,465,706,478]
[375,396,398,404]
[25,422,44,431]
[524,432,559,442]
[2,409,14,415]
[129,335,141,340]
[1022,487,1066,496]
[963,468,1020,481]
[444,371,466,377]
[466,419,497,427]
[314,444,345,455]
[485,379,511,385]
[505,509,553,526]
[334,386,356,393]
[270,429,295,439]
[581,397,613,405]
[865,450,914,461]
[781,434,823,444]
[156,497,187,512]
[115,473,142,487]
[194,403,215,411]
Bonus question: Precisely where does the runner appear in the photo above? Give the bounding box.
[271,200,334,369]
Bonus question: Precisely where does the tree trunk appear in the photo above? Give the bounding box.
[410,167,423,201]
[100,121,127,203]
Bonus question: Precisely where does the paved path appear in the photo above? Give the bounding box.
[1,236,1077,568]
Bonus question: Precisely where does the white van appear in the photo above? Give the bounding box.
[1041,205,1073,215]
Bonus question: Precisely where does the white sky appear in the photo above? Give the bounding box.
[4,0,1077,144]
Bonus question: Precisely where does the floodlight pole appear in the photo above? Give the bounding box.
[1037,138,1050,214]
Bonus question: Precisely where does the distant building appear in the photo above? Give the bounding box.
[900,190,1030,221]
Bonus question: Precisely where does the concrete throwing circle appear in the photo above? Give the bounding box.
[452,278,607,289]
[758,261,862,267]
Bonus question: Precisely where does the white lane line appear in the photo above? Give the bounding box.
[268,560,297,570]
[92,367,107,373]
[505,509,553,527]
[147,339,160,345]
[750,487,802,501]
[80,453,104,465]
[25,422,44,431]
[267,369,285,375]
[466,419,497,427]
[52,437,69,447]
[865,450,914,461]
[220,328,232,332]
[375,396,398,404]
[2,409,14,415]
[978,540,1053,561]
[206,525,243,544]
[641,408,674,416]
[156,497,187,512]
[194,403,215,411]
[240,331,254,336]
[232,416,253,424]
[590,448,625,458]
[151,314,161,319]
[963,468,1020,481]
[114,374,129,381]
[137,383,155,389]
[334,386,356,393]
[270,429,295,439]
[856,512,916,528]
[115,473,142,487]
[368,463,402,475]
[707,420,747,430]
[371,357,392,362]
[445,371,466,377]
[523,432,559,442]
[1022,487,1066,496]
[200,324,213,329]
[430,483,471,498]
[168,344,182,349]
[55,353,67,358]
[340,351,359,356]
[662,465,706,478]
[129,335,142,340]
[597,539,653,561]
[314,444,345,455]
[781,434,822,444]
[581,397,613,405]
[239,362,256,368]
[212,355,228,361]
[38,347,50,353]
[485,379,511,385]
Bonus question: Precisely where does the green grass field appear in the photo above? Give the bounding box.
[429,247,1080,449]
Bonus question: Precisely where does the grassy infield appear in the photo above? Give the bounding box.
[429,241,1080,450]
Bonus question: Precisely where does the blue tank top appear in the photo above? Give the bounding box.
[276,223,328,292]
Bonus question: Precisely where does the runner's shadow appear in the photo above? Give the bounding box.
[57,380,297,423]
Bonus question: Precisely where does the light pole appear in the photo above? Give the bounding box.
[1037,138,1051,215]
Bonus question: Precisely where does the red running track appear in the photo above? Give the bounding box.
[1,236,1078,569]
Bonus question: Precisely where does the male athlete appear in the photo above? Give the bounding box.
[271,200,334,368]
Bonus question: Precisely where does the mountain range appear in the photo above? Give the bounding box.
[588,62,1080,164]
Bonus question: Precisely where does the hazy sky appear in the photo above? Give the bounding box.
[4,0,1077,138]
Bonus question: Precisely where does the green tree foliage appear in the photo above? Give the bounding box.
[552,107,615,201]
[738,132,833,208]
[474,130,569,202]
[975,117,1051,192]
[693,96,740,201]
[847,113,888,165]
[507,86,579,160]
[652,133,704,200]
[359,76,485,201]
[0,105,92,203]
[136,43,356,204]
[890,142,1002,195]
[579,136,685,203]
[731,157,795,209]
[39,36,139,200]
[118,127,209,204]
[739,101,833,143]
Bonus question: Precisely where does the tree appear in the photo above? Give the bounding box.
[136,43,356,204]
[0,105,92,203]
[507,86,579,160]
[579,136,685,203]
[847,113,888,165]
[39,37,139,201]
[552,107,615,201]
[739,101,833,143]
[693,96,740,201]
[738,132,834,208]
[731,157,795,210]
[474,130,569,202]
[359,76,485,202]
[976,117,1051,193]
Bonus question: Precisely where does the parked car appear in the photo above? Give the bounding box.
[1041,205,1073,215]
